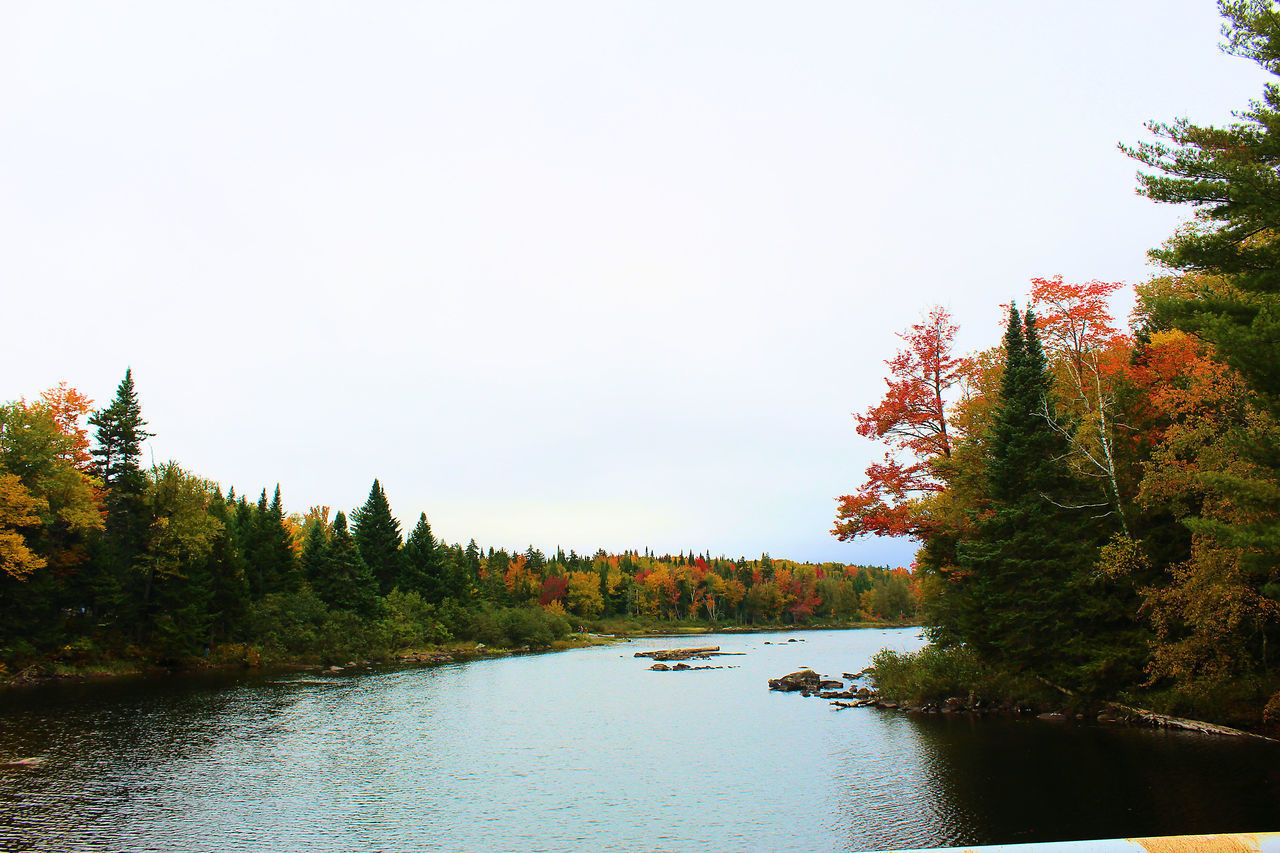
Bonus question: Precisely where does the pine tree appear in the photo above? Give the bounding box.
[351,479,404,595]
[1124,0,1280,656]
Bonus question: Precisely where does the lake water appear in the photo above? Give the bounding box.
[2,629,1279,852]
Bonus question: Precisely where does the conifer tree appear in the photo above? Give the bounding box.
[87,369,153,637]
[247,486,297,596]
[351,479,404,595]
[402,512,441,598]
[1125,0,1280,651]
[313,511,380,618]
[947,307,1119,688]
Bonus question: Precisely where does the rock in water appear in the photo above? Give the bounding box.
[768,669,822,692]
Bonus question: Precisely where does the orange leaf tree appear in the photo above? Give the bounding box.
[833,306,961,542]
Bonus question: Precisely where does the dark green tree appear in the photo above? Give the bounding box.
[942,308,1134,690]
[402,512,441,598]
[351,479,404,595]
[312,511,380,618]
[247,486,297,596]
[87,369,153,641]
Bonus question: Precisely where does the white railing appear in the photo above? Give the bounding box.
[866,832,1280,853]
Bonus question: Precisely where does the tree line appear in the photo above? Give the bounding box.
[0,374,916,671]
[835,1,1280,730]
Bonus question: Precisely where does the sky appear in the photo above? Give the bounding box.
[1,2,1270,567]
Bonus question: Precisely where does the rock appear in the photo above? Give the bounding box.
[672,663,691,671]
[475,643,486,650]
[856,687,871,698]
[328,666,343,673]
[787,638,798,643]
[1037,712,1067,721]
[942,696,967,713]
[880,701,899,710]
[649,663,670,671]
[4,757,44,768]
[768,669,822,692]
[818,680,844,690]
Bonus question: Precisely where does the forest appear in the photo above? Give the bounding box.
[838,2,1280,732]
[0,375,917,677]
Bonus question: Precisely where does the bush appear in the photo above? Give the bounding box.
[869,644,1057,708]
[382,589,451,649]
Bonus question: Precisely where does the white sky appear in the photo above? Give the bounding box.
[2,2,1267,566]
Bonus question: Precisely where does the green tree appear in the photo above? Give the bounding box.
[87,369,154,641]
[312,511,380,618]
[402,512,441,598]
[942,308,1134,691]
[247,486,298,596]
[141,463,224,655]
[1124,0,1280,713]
[351,479,404,595]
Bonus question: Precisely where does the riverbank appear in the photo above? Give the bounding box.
[582,615,919,636]
[0,633,622,691]
[859,643,1280,740]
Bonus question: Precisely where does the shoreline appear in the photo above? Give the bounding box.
[0,621,919,693]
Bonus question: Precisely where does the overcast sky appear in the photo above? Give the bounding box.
[1,2,1268,566]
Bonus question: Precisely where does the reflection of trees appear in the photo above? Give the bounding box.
[836,711,1280,850]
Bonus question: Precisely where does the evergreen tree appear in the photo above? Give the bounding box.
[247,486,297,596]
[944,307,1132,691]
[313,511,380,618]
[88,368,152,491]
[402,512,441,598]
[87,369,153,640]
[300,518,329,589]
[351,479,404,595]
[204,489,250,644]
[1125,0,1280,647]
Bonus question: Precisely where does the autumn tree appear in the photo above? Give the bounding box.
[0,473,46,580]
[834,307,962,543]
[1027,275,1136,535]
[1124,0,1280,717]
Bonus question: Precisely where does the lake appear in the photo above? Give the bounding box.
[2,628,1279,851]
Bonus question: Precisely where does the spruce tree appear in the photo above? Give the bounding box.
[246,486,297,596]
[951,307,1110,686]
[351,479,404,595]
[402,512,441,599]
[313,511,380,618]
[87,369,154,640]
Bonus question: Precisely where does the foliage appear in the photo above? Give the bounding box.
[834,307,961,542]
[869,645,1062,710]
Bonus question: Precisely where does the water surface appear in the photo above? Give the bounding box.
[2,629,1278,851]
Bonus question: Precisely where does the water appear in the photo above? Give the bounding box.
[1,629,1278,852]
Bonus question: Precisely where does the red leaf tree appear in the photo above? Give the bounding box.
[833,306,961,541]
